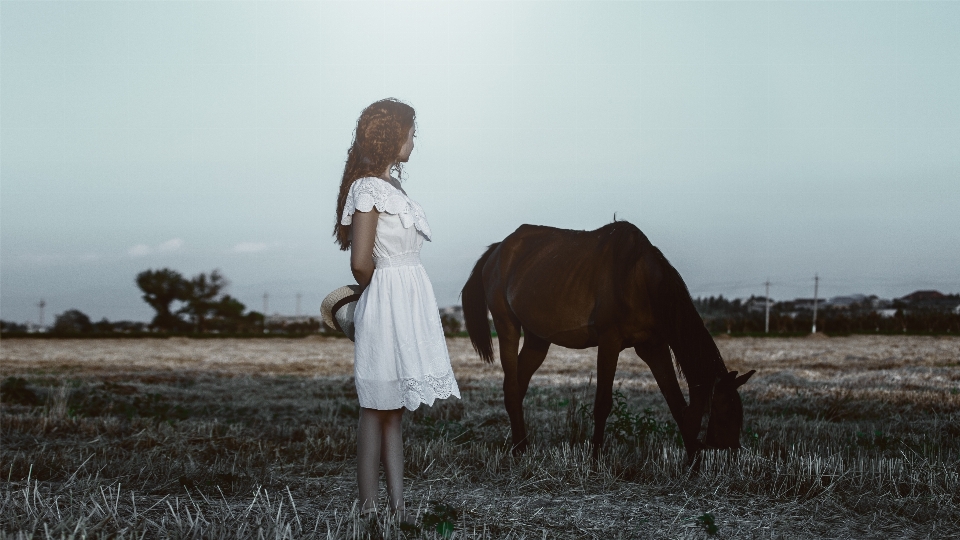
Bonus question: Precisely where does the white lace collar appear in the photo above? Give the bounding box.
[340,177,432,241]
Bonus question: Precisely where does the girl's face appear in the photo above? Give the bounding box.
[397,126,415,163]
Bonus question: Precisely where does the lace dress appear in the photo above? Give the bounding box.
[341,177,461,411]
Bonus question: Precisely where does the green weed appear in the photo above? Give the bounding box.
[692,512,718,535]
[604,390,681,446]
[420,501,460,538]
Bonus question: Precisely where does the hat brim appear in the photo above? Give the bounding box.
[321,285,362,331]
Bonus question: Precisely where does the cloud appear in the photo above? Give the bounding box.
[231,242,269,253]
[157,238,184,252]
[128,238,184,257]
[128,244,153,257]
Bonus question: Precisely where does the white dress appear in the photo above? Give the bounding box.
[341,177,461,411]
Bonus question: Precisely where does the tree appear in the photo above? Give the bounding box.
[1,320,28,333]
[136,268,188,331]
[180,270,227,332]
[52,309,93,334]
[440,313,462,334]
[213,294,245,320]
[95,318,113,333]
[208,294,247,333]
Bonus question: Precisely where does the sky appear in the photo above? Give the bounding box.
[2,0,959,325]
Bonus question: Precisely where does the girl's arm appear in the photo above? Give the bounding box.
[350,209,379,289]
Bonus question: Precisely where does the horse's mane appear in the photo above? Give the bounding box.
[602,220,727,384]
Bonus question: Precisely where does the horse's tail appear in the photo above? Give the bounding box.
[462,243,499,363]
[649,247,726,382]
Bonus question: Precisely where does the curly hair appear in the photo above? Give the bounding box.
[333,98,416,250]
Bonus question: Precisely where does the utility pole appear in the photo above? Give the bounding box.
[295,293,302,317]
[764,280,770,334]
[811,274,819,334]
[263,293,270,333]
[37,299,46,327]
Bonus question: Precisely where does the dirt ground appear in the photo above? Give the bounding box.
[4,334,957,386]
[2,336,958,539]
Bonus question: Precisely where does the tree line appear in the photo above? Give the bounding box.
[0,268,323,336]
[693,294,960,334]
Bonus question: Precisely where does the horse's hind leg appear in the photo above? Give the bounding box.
[517,332,550,401]
[492,313,527,454]
[591,336,623,460]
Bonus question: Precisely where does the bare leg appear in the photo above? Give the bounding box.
[357,407,383,514]
[379,409,405,516]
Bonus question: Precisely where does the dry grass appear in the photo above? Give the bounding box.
[2,336,958,538]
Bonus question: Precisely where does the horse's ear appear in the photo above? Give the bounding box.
[734,370,756,388]
[716,370,737,390]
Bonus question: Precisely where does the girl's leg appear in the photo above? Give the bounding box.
[380,409,405,515]
[357,407,383,513]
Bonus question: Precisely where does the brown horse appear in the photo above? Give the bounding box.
[461,221,754,463]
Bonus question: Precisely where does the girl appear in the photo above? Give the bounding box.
[333,99,461,520]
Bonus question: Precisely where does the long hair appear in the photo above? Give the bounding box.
[333,98,416,250]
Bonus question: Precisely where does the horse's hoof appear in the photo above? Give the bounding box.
[590,442,604,463]
[511,440,528,456]
[685,452,704,477]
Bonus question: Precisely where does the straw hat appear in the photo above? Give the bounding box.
[321,285,362,340]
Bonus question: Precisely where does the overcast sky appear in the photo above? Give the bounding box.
[2,0,958,324]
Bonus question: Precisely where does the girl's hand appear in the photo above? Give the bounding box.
[350,209,379,289]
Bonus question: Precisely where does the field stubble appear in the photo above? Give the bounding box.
[1,336,958,538]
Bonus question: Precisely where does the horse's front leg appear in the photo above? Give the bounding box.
[682,378,714,472]
[635,343,703,466]
[591,336,623,460]
[494,317,526,455]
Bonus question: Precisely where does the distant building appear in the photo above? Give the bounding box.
[265,314,315,325]
[25,322,48,333]
[791,298,819,311]
[826,294,867,309]
[898,290,959,312]
[744,296,772,314]
[900,290,945,302]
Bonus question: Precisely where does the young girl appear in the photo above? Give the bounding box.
[333,99,461,520]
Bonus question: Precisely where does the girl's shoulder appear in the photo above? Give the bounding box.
[341,177,407,220]
[341,177,432,240]
[349,176,394,195]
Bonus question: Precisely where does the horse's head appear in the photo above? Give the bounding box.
[704,369,756,449]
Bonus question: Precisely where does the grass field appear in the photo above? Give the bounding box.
[2,336,958,538]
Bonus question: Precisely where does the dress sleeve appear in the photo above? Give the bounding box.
[340,178,395,225]
[340,177,433,241]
